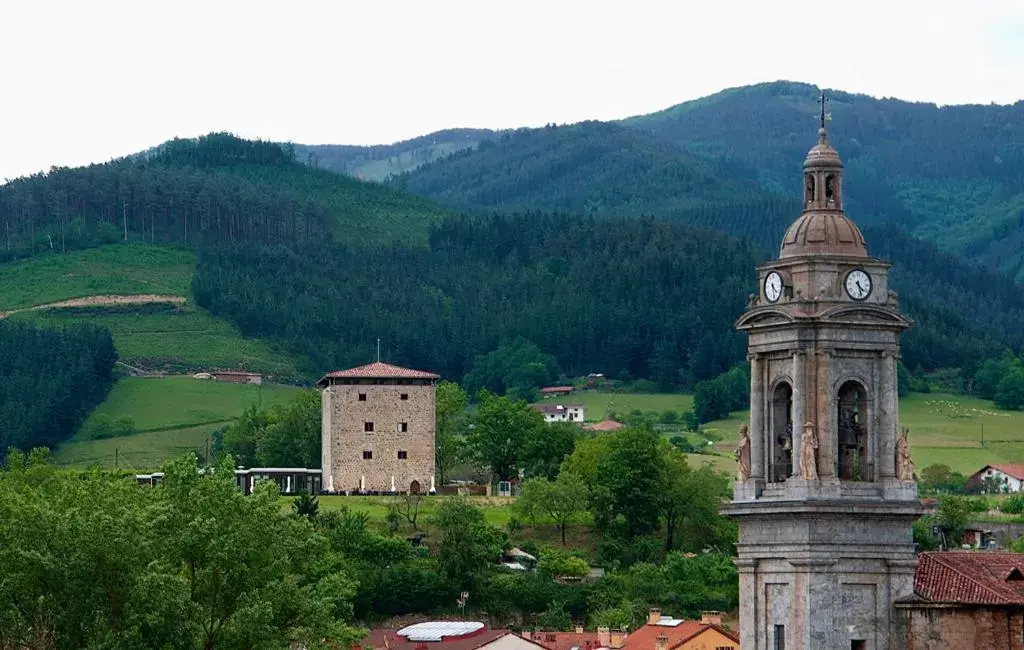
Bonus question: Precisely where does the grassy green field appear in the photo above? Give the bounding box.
[560,391,694,421]
[14,304,301,378]
[1,243,304,377]
[701,392,1024,475]
[310,495,515,528]
[55,376,301,469]
[0,244,194,309]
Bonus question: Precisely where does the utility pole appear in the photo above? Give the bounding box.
[981,423,985,448]
[115,447,119,470]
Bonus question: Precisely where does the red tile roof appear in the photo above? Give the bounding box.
[523,631,602,650]
[622,621,738,649]
[361,627,513,650]
[318,361,440,384]
[541,386,575,394]
[531,403,584,414]
[972,464,1024,481]
[915,552,1024,605]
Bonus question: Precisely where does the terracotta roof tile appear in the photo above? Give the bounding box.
[915,552,1024,605]
[975,464,1024,481]
[362,627,512,650]
[622,621,738,649]
[318,361,440,384]
[522,631,602,650]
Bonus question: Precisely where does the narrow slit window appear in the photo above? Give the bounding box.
[400,393,409,400]
[362,450,372,460]
[358,393,366,401]
[397,450,408,459]
[364,422,374,432]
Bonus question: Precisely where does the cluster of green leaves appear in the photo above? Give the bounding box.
[0,320,117,457]
[692,364,750,424]
[218,390,322,468]
[464,338,561,401]
[974,352,1024,409]
[0,450,363,648]
[918,463,969,495]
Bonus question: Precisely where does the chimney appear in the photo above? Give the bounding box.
[655,634,668,650]
[597,627,610,648]
[700,611,723,626]
[648,608,662,625]
[609,630,625,649]
[575,626,584,634]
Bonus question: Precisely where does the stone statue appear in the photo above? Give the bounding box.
[736,424,751,482]
[896,426,915,481]
[800,423,819,480]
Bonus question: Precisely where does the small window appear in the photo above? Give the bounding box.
[358,393,366,401]
[362,450,372,460]
[400,393,409,401]
[364,422,374,432]
[398,450,408,459]
[774,625,785,650]
[399,422,409,433]
[851,642,866,650]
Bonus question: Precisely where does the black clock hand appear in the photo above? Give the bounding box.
[856,281,865,293]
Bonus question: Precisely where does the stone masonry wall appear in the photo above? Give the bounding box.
[322,382,435,492]
[895,605,1024,650]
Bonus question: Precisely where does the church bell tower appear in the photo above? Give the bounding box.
[724,96,922,650]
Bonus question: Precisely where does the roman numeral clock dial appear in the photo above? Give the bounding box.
[845,269,872,300]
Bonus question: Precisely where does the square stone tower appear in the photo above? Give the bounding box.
[317,361,439,494]
[723,97,923,650]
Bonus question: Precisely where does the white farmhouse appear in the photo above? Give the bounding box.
[531,402,586,423]
[968,464,1024,493]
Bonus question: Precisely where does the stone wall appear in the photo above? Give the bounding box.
[321,382,435,492]
[894,604,1024,649]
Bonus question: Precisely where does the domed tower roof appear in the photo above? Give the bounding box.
[779,93,867,259]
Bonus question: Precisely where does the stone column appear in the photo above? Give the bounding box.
[791,351,805,478]
[749,353,765,481]
[879,351,897,479]
[816,350,834,477]
[735,558,758,650]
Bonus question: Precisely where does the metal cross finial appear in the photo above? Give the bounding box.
[820,90,827,130]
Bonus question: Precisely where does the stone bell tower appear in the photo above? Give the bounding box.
[724,96,923,650]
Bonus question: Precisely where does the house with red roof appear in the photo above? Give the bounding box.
[317,362,440,494]
[968,464,1024,493]
[895,551,1024,649]
[361,622,546,650]
[522,611,737,650]
[531,402,586,423]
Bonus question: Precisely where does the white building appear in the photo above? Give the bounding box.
[969,464,1024,493]
[531,402,585,423]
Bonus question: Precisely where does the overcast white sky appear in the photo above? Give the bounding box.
[1,0,1022,181]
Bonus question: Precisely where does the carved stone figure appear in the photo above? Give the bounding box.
[800,423,819,480]
[736,424,751,482]
[896,426,915,481]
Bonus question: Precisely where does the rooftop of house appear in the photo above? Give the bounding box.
[541,386,576,394]
[361,622,508,650]
[913,551,1024,605]
[522,631,603,650]
[972,464,1024,481]
[317,361,441,386]
[531,403,585,414]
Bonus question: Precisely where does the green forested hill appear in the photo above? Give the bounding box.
[622,81,1024,280]
[391,121,757,215]
[295,128,497,181]
[0,133,450,262]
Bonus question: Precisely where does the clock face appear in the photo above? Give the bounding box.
[845,269,872,300]
[764,271,783,303]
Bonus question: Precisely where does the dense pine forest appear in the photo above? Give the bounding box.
[0,133,448,263]
[193,212,1023,386]
[0,321,117,456]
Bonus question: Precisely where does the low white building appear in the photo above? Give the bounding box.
[969,464,1024,493]
[531,402,586,423]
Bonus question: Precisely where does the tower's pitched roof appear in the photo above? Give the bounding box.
[914,552,1024,605]
[317,361,440,386]
[779,210,868,259]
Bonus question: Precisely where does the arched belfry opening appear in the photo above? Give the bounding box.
[805,174,816,206]
[825,173,837,206]
[770,382,793,483]
[837,380,871,481]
